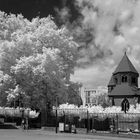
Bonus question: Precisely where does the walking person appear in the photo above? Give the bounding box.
[21,118,26,130]
[25,117,29,130]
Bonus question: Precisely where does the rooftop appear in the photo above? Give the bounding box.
[108,83,139,96]
[108,76,115,86]
[113,52,138,75]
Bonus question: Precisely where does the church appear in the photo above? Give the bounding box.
[108,52,140,109]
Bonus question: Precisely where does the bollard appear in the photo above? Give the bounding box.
[55,109,58,133]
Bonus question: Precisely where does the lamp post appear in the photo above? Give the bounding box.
[26,108,30,130]
[55,96,58,133]
[40,80,48,128]
[65,84,70,103]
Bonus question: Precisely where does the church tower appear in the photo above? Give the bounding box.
[108,52,140,107]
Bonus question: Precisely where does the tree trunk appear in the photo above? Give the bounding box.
[41,108,47,127]
[41,91,48,127]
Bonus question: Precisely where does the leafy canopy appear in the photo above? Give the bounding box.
[0,11,80,108]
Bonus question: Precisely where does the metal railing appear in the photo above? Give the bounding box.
[51,109,140,134]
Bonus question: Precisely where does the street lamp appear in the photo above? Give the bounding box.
[65,83,70,103]
[55,96,58,133]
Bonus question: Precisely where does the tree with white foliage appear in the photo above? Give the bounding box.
[0,11,80,118]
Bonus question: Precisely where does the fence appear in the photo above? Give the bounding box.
[50,109,140,134]
[0,109,41,129]
[3,108,140,133]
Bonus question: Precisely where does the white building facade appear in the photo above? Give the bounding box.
[80,86,108,106]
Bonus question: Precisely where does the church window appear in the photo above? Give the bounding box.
[132,77,136,84]
[122,76,124,82]
[121,98,129,113]
[112,97,115,106]
[114,78,118,84]
[124,76,127,82]
[122,76,127,83]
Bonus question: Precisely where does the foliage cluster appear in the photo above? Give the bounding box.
[54,103,140,120]
[0,107,39,118]
[0,12,81,109]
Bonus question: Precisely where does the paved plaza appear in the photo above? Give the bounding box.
[0,129,138,140]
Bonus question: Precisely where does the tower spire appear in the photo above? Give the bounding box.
[113,50,138,75]
[124,48,127,55]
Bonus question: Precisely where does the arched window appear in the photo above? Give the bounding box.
[122,76,124,82]
[121,98,129,113]
[114,78,118,84]
[112,97,115,106]
[124,76,127,82]
[132,77,136,84]
[122,76,127,83]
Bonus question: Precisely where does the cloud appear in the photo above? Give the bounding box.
[58,0,140,88]
[71,63,116,88]
[55,7,71,24]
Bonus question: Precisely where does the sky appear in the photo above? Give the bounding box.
[0,0,62,19]
[1,0,140,89]
[69,0,140,88]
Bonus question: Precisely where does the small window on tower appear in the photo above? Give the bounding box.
[124,76,127,82]
[122,76,124,82]
[122,76,127,83]
[115,78,118,84]
[132,77,136,84]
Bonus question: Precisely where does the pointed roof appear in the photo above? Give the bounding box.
[108,76,115,86]
[108,84,139,96]
[113,52,138,75]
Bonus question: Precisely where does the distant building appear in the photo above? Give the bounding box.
[108,52,140,110]
[81,87,107,106]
